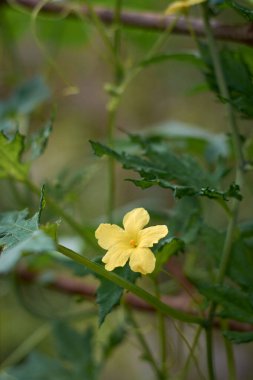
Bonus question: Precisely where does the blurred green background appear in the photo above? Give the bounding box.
[0,1,253,379]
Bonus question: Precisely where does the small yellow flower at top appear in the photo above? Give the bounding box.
[165,0,206,15]
[95,208,168,275]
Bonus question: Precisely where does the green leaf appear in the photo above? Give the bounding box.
[134,121,230,161]
[0,209,55,273]
[223,330,253,344]
[138,52,204,69]
[0,132,29,180]
[61,254,139,324]
[5,352,69,380]
[153,237,185,275]
[170,197,202,244]
[130,179,242,200]
[195,281,253,324]
[0,77,50,119]
[4,323,98,380]
[228,238,253,291]
[90,140,242,201]
[96,264,139,325]
[226,0,253,21]
[53,322,98,380]
[200,45,253,119]
[28,117,53,160]
[199,224,225,265]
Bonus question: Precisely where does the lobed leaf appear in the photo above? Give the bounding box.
[90,140,242,201]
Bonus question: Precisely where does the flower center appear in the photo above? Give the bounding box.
[129,239,137,248]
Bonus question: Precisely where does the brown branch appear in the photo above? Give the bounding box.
[2,0,253,46]
[16,266,253,333]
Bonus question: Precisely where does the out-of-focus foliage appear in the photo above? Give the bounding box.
[1,0,253,378]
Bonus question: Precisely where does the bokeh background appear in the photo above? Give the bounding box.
[0,0,253,379]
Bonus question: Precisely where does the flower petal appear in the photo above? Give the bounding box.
[129,248,156,275]
[102,244,132,271]
[123,208,150,232]
[95,223,125,250]
[165,0,206,15]
[139,225,168,247]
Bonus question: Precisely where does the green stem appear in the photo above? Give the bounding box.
[127,308,163,380]
[202,5,244,171]
[154,280,168,379]
[206,327,215,380]
[58,244,204,325]
[106,0,124,222]
[180,325,205,380]
[114,0,124,83]
[202,5,244,380]
[107,105,118,222]
[85,0,114,58]
[224,337,236,380]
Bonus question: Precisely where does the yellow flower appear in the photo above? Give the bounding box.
[165,0,206,15]
[95,208,168,275]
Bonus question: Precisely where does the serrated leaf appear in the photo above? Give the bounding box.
[96,264,139,325]
[194,281,253,324]
[130,179,242,200]
[0,132,29,180]
[223,330,253,344]
[0,209,55,273]
[153,237,185,275]
[90,140,242,201]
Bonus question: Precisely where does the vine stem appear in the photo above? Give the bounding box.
[57,244,204,325]
[202,5,243,380]
[126,307,164,380]
[154,279,168,379]
[180,325,205,380]
[106,0,124,222]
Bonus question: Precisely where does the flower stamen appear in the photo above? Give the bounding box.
[130,239,137,248]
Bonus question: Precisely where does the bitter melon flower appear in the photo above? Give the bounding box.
[95,208,168,275]
[165,0,206,15]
